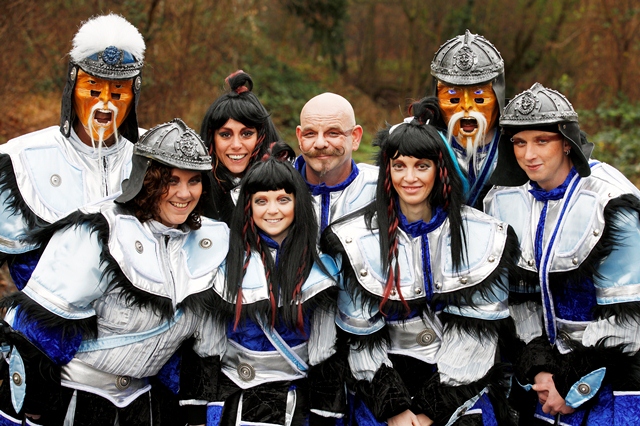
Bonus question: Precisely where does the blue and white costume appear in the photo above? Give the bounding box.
[326,206,517,425]
[294,158,378,235]
[0,127,134,289]
[0,203,228,424]
[485,162,640,425]
[210,235,340,426]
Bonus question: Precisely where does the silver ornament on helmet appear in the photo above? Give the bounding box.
[500,82,578,127]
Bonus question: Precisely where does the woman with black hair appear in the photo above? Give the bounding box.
[207,153,343,425]
[0,119,228,425]
[321,99,519,425]
[200,70,283,223]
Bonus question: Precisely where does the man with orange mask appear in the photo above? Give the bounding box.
[430,30,505,207]
[0,14,145,291]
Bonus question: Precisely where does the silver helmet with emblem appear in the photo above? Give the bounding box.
[116,118,212,203]
[60,14,145,142]
[492,82,594,186]
[430,29,506,113]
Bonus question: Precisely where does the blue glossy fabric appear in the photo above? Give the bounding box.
[0,409,20,425]
[451,131,497,206]
[398,206,447,303]
[206,402,224,426]
[157,351,181,395]
[534,384,614,426]
[228,316,310,351]
[295,157,360,232]
[12,306,82,365]
[8,250,41,291]
[614,392,640,425]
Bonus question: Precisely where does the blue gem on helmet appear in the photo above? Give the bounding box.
[102,46,122,65]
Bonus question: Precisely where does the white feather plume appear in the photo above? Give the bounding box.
[70,13,145,62]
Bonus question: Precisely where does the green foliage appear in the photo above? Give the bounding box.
[581,99,640,185]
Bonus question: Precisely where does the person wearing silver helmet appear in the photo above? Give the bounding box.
[0,119,229,425]
[484,83,640,425]
[429,29,505,208]
[0,13,144,291]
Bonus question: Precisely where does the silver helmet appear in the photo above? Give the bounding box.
[492,83,594,186]
[116,118,212,203]
[430,29,506,113]
[60,14,145,142]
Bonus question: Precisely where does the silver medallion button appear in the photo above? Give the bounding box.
[50,174,61,187]
[200,238,212,249]
[116,375,131,390]
[135,241,144,253]
[12,372,22,386]
[237,363,255,381]
[416,329,436,346]
[577,383,591,395]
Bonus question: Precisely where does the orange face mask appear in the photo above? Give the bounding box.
[73,69,134,143]
[437,82,499,139]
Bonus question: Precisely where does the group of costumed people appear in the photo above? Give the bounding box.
[0,12,639,426]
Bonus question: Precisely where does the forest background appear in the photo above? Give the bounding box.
[2,0,640,180]
[1,0,639,289]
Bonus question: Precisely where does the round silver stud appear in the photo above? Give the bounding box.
[135,241,144,254]
[50,174,61,187]
[70,67,77,81]
[135,76,142,91]
[415,288,422,295]
[527,259,535,267]
[497,225,504,231]
[577,383,591,395]
[115,375,131,390]
[359,269,368,277]
[459,277,468,284]
[237,363,255,381]
[416,328,436,346]
[199,238,212,249]
[435,282,442,290]
[11,372,22,386]
[488,256,496,263]
[345,237,353,243]
[572,257,579,265]
[63,120,70,134]
[593,229,600,236]
[390,289,397,296]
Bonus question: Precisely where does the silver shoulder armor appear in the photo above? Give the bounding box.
[0,126,133,224]
[332,208,509,298]
[214,252,338,305]
[326,163,378,221]
[103,205,228,301]
[485,162,640,273]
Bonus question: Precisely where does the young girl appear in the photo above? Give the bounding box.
[208,151,344,425]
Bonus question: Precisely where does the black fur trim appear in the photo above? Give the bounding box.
[552,337,640,396]
[308,350,349,414]
[0,321,62,415]
[178,287,228,325]
[515,335,558,385]
[412,363,515,426]
[594,301,640,326]
[0,153,47,230]
[354,364,412,421]
[1,292,97,340]
[438,313,513,342]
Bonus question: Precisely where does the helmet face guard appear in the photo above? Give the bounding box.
[59,14,145,142]
[115,118,212,203]
[430,29,505,114]
[492,83,594,186]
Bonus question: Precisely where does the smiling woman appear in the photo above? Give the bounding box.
[0,119,230,425]
[200,70,283,224]
[321,98,519,426]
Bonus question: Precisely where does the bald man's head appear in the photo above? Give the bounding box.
[296,93,363,186]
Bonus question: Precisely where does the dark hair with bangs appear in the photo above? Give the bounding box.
[226,155,325,332]
[366,98,467,312]
[199,70,281,223]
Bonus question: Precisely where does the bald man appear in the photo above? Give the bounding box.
[295,92,378,235]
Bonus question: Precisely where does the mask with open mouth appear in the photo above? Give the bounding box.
[438,82,498,142]
[73,69,134,144]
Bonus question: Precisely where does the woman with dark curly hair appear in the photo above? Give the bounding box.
[200,70,285,224]
[205,149,343,425]
[321,99,519,426]
[0,119,229,425]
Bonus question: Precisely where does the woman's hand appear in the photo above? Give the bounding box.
[416,413,434,426]
[532,372,575,416]
[388,409,425,426]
